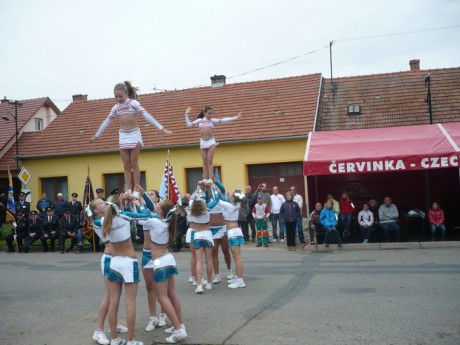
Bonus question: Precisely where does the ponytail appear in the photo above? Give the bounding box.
[158,199,177,246]
[102,195,121,237]
[113,81,139,100]
[197,105,212,119]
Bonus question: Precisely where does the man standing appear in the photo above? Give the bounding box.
[378,197,400,242]
[53,193,68,219]
[69,192,83,223]
[245,185,256,242]
[15,192,30,218]
[290,186,306,243]
[96,188,106,201]
[36,192,52,219]
[270,186,285,242]
[253,183,271,209]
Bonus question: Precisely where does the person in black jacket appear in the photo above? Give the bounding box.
[245,185,256,242]
[15,192,30,218]
[59,209,79,253]
[279,191,301,251]
[6,211,29,252]
[23,210,48,253]
[69,192,83,222]
[42,207,61,252]
[173,197,189,252]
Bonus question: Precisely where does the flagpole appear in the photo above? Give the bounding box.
[88,165,96,253]
[167,150,171,200]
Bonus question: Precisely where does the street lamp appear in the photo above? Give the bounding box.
[1,98,23,171]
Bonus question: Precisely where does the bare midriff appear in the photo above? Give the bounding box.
[200,127,213,141]
[111,241,136,257]
[119,115,138,131]
[225,221,239,229]
[104,242,113,256]
[151,243,169,260]
[143,232,151,250]
[194,223,210,231]
[210,213,225,226]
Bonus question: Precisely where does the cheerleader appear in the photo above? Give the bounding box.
[213,187,246,288]
[142,199,187,343]
[185,204,198,286]
[184,106,240,181]
[89,198,128,345]
[90,82,172,197]
[102,195,144,345]
[189,185,215,294]
[208,181,233,284]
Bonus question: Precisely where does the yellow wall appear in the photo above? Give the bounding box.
[21,138,306,203]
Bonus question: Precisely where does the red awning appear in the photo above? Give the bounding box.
[304,123,460,176]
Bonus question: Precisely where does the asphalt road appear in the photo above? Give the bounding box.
[1,245,459,345]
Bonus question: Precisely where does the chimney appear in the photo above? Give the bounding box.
[72,94,88,103]
[1,96,9,104]
[409,59,420,71]
[210,75,226,88]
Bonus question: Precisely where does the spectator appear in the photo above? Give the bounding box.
[307,202,323,248]
[245,185,256,242]
[60,209,79,253]
[42,207,61,252]
[96,188,106,201]
[5,211,28,252]
[320,200,342,248]
[238,197,250,242]
[174,196,190,251]
[324,193,340,214]
[358,203,374,244]
[280,191,301,251]
[0,193,7,226]
[339,192,355,238]
[290,186,306,243]
[15,192,30,218]
[36,192,52,219]
[53,193,68,219]
[252,194,270,247]
[69,192,83,223]
[428,201,446,241]
[23,210,48,253]
[270,186,285,242]
[254,183,271,209]
[368,199,380,224]
[378,197,400,242]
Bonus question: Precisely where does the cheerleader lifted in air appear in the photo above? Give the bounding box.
[91,82,172,198]
[184,106,241,182]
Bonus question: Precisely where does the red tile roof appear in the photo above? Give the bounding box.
[0,74,321,169]
[317,67,460,131]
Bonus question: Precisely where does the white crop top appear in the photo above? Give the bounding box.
[185,114,239,129]
[101,216,131,244]
[142,218,170,245]
[93,218,109,244]
[193,210,211,224]
[186,209,195,223]
[209,201,224,214]
[218,200,240,222]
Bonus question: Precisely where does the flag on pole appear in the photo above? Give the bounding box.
[81,172,95,240]
[6,168,16,222]
[159,159,181,204]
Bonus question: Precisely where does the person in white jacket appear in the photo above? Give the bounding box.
[270,186,285,242]
[358,203,374,244]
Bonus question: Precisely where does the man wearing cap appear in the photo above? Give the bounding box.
[42,207,61,252]
[96,188,106,201]
[15,192,30,218]
[54,193,68,219]
[69,193,83,222]
[36,192,52,219]
[5,211,29,252]
[23,210,48,253]
[59,209,79,253]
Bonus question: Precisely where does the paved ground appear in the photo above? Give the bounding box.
[1,244,459,345]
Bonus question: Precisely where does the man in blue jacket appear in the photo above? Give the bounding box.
[320,200,342,248]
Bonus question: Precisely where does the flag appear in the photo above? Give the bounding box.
[6,168,16,222]
[214,167,221,182]
[81,174,95,240]
[159,160,181,205]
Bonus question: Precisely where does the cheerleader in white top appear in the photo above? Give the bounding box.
[90,82,172,197]
[184,106,240,182]
[185,207,198,286]
[141,199,187,344]
[88,199,128,345]
[102,195,147,345]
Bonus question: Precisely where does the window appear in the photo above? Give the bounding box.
[104,172,146,195]
[347,105,361,115]
[34,118,43,130]
[41,177,68,200]
[279,163,303,176]
[248,164,275,177]
[185,167,222,194]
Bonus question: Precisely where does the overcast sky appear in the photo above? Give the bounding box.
[0,0,459,110]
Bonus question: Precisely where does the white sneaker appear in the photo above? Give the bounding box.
[227,269,234,280]
[188,276,195,283]
[165,324,186,334]
[227,277,237,284]
[117,324,128,333]
[158,313,167,327]
[195,284,203,294]
[127,340,143,345]
[280,239,285,243]
[193,279,206,286]
[92,330,110,345]
[228,279,246,289]
[212,275,221,284]
[166,328,187,343]
[273,238,277,243]
[110,338,127,345]
[145,316,159,331]
[206,283,212,291]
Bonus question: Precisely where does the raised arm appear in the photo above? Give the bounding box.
[131,100,168,132]
[184,107,202,127]
[91,105,118,142]
[212,112,241,125]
